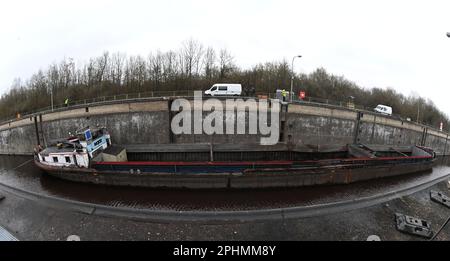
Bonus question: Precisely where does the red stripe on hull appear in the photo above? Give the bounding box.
[92,155,433,166]
[93,160,294,166]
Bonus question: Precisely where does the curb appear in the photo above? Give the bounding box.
[0,172,449,223]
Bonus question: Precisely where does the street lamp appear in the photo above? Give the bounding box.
[417,100,421,123]
[291,55,302,102]
[49,82,54,112]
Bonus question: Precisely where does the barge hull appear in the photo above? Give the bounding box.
[35,160,434,189]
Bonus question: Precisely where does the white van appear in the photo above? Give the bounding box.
[204,84,242,96]
[374,104,392,116]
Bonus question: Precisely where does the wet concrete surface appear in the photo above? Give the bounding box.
[1,155,450,211]
[1,176,450,240]
[1,155,450,240]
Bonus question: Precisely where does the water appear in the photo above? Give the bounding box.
[0,155,449,211]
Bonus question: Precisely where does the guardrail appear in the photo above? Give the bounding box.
[2,90,198,124]
[291,95,411,122]
[0,90,434,130]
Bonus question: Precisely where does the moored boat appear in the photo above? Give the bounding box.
[34,127,436,189]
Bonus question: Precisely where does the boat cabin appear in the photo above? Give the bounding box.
[36,127,111,168]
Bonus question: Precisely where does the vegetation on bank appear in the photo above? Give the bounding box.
[1,39,448,130]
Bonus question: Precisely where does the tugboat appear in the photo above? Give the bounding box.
[34,127,436,189]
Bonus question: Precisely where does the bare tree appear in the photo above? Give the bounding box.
[219,48,234,79]
[148,52,163,87]
[47,63,59,94]
[95,52,109,83]
[59,58,75,89]
[135,55,147,89]
[203,47,216,82]
[86,59,95,87]
[181,39,204,78]
[2,39,450,129]
[163,50,179,83]
[111,52,126,86]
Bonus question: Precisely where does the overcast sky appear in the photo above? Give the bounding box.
[1,0,450,115]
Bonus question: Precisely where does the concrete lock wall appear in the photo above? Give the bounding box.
[0,101,171,155]
[287,103,449,155]
[0,98,449,156]
[286,104,356,150]
[171,99,278,144]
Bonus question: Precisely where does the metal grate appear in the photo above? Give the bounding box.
[0,226,18,241]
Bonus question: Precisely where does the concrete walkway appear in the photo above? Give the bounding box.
[1,179,450,240]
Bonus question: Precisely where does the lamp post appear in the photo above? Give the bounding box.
[417,101,420,123]
[49,82,54,112]
[290,55,302,102]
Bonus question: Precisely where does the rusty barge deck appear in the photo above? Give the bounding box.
[35,144,436,189]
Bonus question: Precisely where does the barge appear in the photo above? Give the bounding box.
[34,127,436,189]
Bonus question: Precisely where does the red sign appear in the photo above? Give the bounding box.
[299,91,306,100]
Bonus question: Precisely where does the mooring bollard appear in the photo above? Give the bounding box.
[67,235,81,241]
[367,235,381,241]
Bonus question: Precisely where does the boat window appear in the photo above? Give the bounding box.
[65,156,71,163]
[53,156,58,163]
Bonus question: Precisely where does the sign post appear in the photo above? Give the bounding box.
[299,91,306,100]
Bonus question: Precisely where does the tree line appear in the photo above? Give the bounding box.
[1,39,448,130]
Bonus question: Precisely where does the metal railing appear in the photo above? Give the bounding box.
[290,95,412,122]
[2,90,197,124]
[0,90,434,130]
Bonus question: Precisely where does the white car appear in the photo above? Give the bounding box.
[204,84,242,96]
[374,104,392,116]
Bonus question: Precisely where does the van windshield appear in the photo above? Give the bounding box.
[211,86,217,91]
